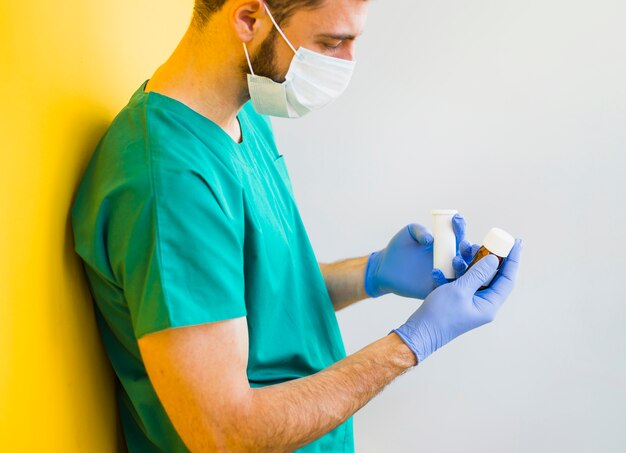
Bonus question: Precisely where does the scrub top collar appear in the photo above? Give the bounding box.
[138,79,249,149]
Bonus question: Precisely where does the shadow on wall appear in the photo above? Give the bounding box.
[0,0,190,449]
[62,102,128,453]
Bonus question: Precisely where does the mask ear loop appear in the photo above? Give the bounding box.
[243,2,297,76]
[262,2,298,55]
[243,42,255,75]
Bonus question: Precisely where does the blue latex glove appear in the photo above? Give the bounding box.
[364,213,476,300]
[391,238,523,364]
[449,237,483,283]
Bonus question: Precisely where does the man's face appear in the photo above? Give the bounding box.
[248,0,369,83]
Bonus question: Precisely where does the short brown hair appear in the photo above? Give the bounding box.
[192,0,326,29]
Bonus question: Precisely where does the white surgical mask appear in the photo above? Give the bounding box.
[243,3,356,118]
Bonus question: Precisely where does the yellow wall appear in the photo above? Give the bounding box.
[0,1,192,450]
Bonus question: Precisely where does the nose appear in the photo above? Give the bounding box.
[339,42,356,61]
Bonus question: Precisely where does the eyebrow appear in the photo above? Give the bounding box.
[315,32,361,41]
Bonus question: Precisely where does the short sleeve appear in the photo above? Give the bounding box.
[109,164,246,340]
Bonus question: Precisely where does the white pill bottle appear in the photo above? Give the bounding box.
[431,209,458,280]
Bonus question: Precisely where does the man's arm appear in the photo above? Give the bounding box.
[318,256,370,311]
[320,217,469,305]
[138,317,415,453]
[139,241,522,453]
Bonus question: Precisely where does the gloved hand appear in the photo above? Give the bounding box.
[364,213,478,300]
[391,238,523,364]
[434,236,482,287]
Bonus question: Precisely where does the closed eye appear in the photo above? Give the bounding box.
[322,40,344,53]
[325,42,341,50]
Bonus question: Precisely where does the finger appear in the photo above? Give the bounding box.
[455,254,499,293]
[459,239,473,263]
[462,243,482,264]
[463,244,480,264]
[452,213,466,251]
[407,223,433,246]
[432,268,449,287]
[488,238,523,297]
[453,254,468,278]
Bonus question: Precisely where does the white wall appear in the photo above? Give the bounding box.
[272,0,626,451]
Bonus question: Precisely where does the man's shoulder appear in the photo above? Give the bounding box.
[96,87,242,175]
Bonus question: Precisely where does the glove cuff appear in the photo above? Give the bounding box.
[364,250,387,298]
[390,324,430,364]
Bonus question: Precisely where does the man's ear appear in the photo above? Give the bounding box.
[230,0,267,43]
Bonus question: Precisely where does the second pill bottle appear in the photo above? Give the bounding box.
[466,227,515,290]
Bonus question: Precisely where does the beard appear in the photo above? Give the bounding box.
[240,29,287,100]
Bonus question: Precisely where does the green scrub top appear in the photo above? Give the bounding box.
[71,80,354,452]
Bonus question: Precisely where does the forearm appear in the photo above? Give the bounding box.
[230,333,416,453]
[319,255,370,310]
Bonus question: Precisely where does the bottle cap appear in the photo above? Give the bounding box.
[483,227,515,257]
[431,209,458,216]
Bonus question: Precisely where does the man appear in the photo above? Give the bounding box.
[71,0,523,451]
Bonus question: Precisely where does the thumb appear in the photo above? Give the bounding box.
[455,254,499,293]
[407,223,433,246]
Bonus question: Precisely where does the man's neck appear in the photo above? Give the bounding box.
[144,27,248,143]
